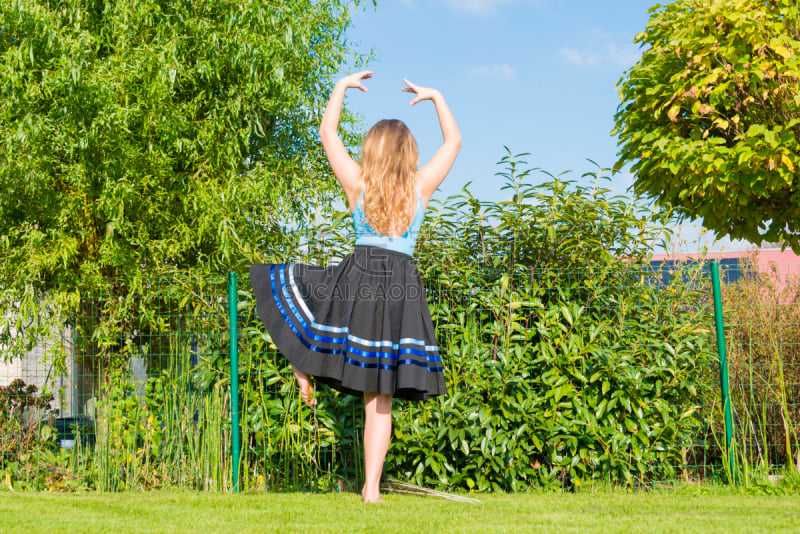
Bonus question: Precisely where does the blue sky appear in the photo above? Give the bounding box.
[337,0,746,252]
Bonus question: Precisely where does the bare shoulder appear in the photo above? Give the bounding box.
[415,174,434,208]
[345,179,364,213]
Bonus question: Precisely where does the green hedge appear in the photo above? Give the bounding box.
[1,154,720,492]
[232,153,718,491]
[380,153,717,490]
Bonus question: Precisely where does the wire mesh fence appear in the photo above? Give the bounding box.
[0,276,234,491]
[716,257,800,478]
[391,260,720,489]
[1,256,798,491]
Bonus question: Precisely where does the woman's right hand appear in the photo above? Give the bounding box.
[406,78,461,205]
[339,71,373,92]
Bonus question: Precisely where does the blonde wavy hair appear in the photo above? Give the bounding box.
[360,119,419,236]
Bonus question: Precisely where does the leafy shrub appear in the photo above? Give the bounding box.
[386,153,718,490]
[0,379,57,457]
[1,153,723,492]
[0,379,64,489]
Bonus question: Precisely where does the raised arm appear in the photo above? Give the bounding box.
[319,71,373,209]
[402,79,462,205]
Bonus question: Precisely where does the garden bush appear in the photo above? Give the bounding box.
[1,153,723,492]
[386,152,718,490]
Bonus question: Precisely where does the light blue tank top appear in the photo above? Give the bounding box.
[352,185,425,257]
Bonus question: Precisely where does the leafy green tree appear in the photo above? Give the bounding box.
[0,0,370,364]
[614,0,800,251]
[0,0,370,285]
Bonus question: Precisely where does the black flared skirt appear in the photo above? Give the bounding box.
[249,246,446,401]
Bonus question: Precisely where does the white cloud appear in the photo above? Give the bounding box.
[440,0,539,16]
[559,48,587,66]
[558,29,642,69]
[470,63,516,80]
[559,43,640,68]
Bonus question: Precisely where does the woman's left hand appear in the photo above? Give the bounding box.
[402,79,440,105]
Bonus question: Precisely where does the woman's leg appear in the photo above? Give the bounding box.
[362,392,392,503]
[291,365,315,407]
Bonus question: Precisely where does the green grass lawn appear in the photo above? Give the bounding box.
[1,489,799,533]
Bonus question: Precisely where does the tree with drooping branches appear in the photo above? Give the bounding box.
[0,0,372,364]
[0,0,373,285]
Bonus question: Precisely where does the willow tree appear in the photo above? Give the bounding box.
[614,0,800,251]
[0,0,370,364]
[0,0,370,283]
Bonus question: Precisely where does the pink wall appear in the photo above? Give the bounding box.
[651,249,800,299]
[651,249,800,274]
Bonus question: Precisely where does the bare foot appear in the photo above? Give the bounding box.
[291,365,315,407]
[362,485,384,503]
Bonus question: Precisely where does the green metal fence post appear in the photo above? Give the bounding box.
[710,260,735,480]
[228,272,241,493]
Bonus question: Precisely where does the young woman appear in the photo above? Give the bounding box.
[250,71,461,503]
